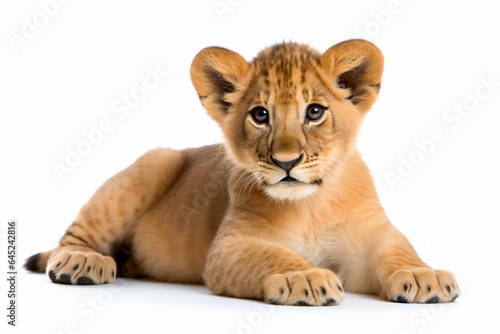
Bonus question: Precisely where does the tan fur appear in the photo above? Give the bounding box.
[26,40,459,305]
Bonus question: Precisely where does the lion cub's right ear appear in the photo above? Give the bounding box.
[190,47,248,124]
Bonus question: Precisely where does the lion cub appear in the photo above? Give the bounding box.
[26,40,459,306]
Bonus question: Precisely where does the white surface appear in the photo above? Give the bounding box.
[1,0,500,333]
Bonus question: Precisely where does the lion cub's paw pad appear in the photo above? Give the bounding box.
[386,268,459,303]
[264,268,344,306]
[46,250,116,285]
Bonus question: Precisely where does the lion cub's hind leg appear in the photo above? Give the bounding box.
[32,148,184,285]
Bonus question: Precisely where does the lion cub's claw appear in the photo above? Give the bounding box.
[264,268,344,306]
[47,250,117,285]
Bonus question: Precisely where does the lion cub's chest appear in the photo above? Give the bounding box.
[276,216,338,268]
[285,234,322,266]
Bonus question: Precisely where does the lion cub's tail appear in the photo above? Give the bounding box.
[24,251,53,273]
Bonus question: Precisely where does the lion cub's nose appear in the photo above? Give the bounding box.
[271,154,303,174]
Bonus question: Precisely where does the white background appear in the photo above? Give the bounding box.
[2,0,500,333]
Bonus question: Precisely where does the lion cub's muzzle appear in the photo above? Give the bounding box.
[271,153,304,180]
[269,153,321,185]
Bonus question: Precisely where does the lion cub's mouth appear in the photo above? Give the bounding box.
[265,175,323,200]
[279,176,298,183]
[278,176,322,186]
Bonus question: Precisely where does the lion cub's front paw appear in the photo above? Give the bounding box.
[384,267,459,303]
[47,249,116,285]
[263,267,344,306]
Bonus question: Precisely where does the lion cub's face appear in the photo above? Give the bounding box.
[191,40,384,200]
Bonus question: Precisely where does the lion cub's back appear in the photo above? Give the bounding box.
[132,144,232,282]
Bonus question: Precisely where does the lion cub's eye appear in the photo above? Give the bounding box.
[250,107,269,124]
[306,104,326,121]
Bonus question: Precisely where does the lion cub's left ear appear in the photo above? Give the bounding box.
[321,39,384,113]
[190,47,248,124]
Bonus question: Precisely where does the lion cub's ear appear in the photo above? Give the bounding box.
[190,47,248,124]
[321,39,384,113]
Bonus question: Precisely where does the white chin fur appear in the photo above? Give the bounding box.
[264,182,319,201]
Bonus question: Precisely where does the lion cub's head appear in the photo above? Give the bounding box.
[190,40,383,201]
